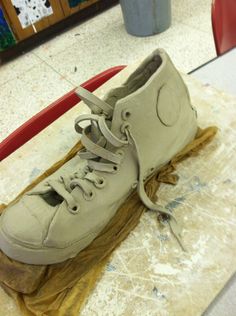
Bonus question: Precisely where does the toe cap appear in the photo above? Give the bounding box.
[1,198,45,248]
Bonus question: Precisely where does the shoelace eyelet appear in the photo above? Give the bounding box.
[83,190,95,201]
[95,177,106,189]
[68,206,79,214]
[112,165,119,173]
[122,109,131,121]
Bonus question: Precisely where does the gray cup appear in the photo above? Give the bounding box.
[120,0,171,37]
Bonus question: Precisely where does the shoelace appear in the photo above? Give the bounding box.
[30,86,184,249]
[125,128,185,250]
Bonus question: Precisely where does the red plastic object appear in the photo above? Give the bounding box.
[212,0,236,55]
[0,66,126,161]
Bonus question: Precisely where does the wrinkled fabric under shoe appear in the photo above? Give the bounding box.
[0,49,197,264]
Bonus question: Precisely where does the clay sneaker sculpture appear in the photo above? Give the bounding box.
[0,49,197,264]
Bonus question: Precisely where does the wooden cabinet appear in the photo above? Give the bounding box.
[1,0,65,41]
[0,0,117,58]
[60,0,99,17]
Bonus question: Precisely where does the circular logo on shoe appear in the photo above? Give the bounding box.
[156,84,181,126]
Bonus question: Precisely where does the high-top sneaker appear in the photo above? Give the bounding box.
[0,49,197,264]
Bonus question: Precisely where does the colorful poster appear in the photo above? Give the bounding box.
[0,7,16,51]
[11,0,53,29]
[68,0,87,8]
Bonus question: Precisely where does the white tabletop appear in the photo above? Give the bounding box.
[191,48,236,316]
[191,47,236,96]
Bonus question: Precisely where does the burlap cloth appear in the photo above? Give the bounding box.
[0,126,217,316]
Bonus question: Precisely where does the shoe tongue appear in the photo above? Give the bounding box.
[103,87,125,109]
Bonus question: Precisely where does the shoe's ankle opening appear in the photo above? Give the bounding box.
[126,54,162,93]
[104,54,162,107]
